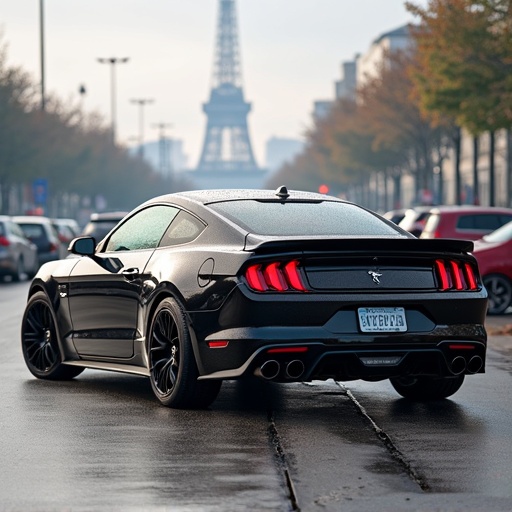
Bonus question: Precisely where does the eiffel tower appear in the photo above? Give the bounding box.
[196,0,260,174]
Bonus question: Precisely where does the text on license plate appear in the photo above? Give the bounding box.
[357,307,407,332]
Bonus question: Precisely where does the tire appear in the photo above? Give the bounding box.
[21,291,84,380]
[483,274,512,315]
[148,297,221,409]
[389,375,465,401]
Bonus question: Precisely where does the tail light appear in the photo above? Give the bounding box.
[0,236,10,247]
[49,242,59,253]
[434,259,478,291]
[245,260,307,292]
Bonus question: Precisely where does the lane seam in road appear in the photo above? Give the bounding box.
[267,410,301,511]
[337,383,431,492]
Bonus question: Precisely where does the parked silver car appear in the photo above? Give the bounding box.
[0,216,39,281]
[13,215,61,265]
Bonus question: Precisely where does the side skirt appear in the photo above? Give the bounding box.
[63,360,150,377]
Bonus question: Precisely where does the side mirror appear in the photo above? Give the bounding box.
[69,236,96,256]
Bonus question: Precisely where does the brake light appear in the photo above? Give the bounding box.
[283,260,307,291]
[49,242,59,252]
[434,259,478,291]
[245,260,307,292]
[450,260,464,290]
[434,260,450,290]
[245,264,267,291]
[264,262,289,291]
[464,262,477,289]
[0,236,10,247]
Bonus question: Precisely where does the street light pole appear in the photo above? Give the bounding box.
[97,57,129,144]
[130,98,154,158]
[39,0,46,110]
[152,122,173,179]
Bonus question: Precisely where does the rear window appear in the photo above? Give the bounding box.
[208,200,401,236]
[18,224,46,240]
[0,223,4,237]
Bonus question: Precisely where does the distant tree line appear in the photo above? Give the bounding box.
[268,0,512,208]
[0,35,189,217]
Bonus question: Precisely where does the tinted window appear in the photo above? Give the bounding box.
[105,205,179,252]
[160,211,205,247]
[0,223,5,237]
[457,214,502,230]
[209,200,401,236]
[18,224,46,240]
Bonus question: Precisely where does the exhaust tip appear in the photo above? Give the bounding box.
[467,355,483,374]
[255,360,280,380]
[450,356,467,375]
[285,360,305,379]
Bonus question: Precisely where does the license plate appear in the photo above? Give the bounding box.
[357,307,407,333]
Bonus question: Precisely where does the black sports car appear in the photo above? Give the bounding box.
[21,188,488,408]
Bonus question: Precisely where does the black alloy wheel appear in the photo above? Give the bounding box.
[148,297,221,409]
[21,291,83,380]
[483,274,512,315]
[389,375,465,400]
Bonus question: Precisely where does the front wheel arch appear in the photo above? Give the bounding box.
[21,291,83,380]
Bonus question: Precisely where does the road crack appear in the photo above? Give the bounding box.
[267,410,301,511]
[336,383,431,492]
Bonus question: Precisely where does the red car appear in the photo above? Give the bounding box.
[472,221,512,315]
[420,206,512,240]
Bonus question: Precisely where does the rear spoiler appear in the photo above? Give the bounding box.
[244,234,474,255]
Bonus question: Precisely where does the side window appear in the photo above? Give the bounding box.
[105,205,179,252]
[499,214,512,227]
[457,214,500,230]
[473,215,500,230]
[159,211,205,247]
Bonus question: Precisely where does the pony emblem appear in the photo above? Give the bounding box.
[368,270,382,284]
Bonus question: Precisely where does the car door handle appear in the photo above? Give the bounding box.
[122,267,140,280]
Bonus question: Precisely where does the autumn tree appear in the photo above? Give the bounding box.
[0,33,173,216]
[406,0,512,205]
[357,48,447,204]
[272,47,444,209]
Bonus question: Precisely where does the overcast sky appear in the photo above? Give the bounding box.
[0,1,425,167]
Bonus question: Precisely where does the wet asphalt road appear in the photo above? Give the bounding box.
[1,281,512,511]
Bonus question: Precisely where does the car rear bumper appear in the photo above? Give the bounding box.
[196,326,486,382]
[191,287,488,382]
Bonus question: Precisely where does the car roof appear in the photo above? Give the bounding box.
[89,211,129,221]
[147,188,345,207]
[427,205,512,213]
[12,215,53,224]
